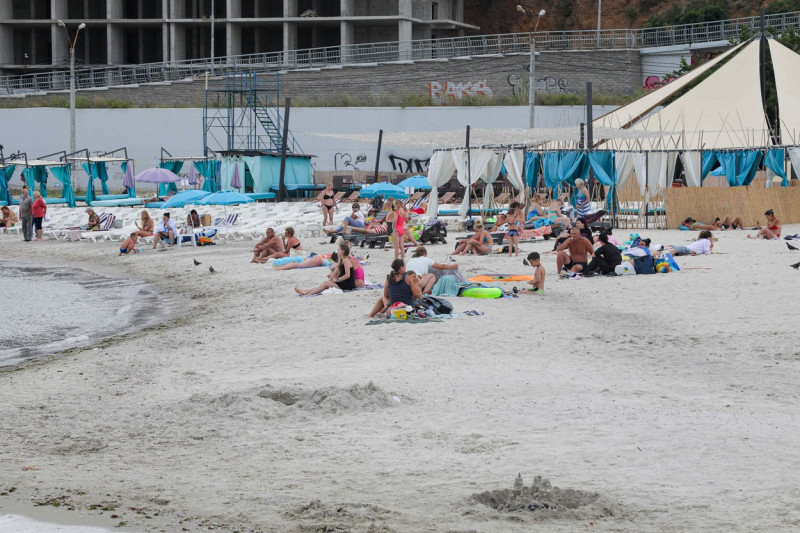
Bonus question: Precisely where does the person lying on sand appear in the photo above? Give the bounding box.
[668,230,714,256]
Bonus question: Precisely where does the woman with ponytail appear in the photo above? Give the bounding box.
[368,258,422,317]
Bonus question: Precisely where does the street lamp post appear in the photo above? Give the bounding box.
[210,0,215,74]
[58,20,85,155]
[517,6,545,129]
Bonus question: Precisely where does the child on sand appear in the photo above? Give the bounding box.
[506,207,521,257]
[119,233,140,255]
[520,252,545,294]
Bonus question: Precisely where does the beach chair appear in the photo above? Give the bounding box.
[306,190,325,203]
[342,191,360,203]
[81,213,117,242]
[438,192,456,205]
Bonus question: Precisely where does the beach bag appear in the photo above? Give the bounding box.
[200,214,212,226]
[655,253,680,273]
[633,255,656,275]
[418,295,453,315]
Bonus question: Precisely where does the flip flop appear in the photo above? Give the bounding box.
[471,310,485,316]
[463,310,475,316]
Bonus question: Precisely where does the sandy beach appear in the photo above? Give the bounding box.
[2,225,800,532]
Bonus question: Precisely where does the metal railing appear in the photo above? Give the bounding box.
[2,11,799,97]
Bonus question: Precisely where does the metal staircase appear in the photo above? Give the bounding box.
[203,72,302,155]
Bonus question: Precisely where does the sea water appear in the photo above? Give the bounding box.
[0,262,169,367]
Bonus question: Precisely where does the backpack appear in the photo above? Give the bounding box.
[418,295,454,315]
[632,255,656,275]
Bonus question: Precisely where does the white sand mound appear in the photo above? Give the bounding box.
[471,475,620,520]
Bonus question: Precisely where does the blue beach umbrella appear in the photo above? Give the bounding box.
[397,175,432,190]
[161,189,210,208]
[358,182,409,199]
[194,190,254,206]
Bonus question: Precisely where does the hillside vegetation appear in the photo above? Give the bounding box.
[465,0,800,34]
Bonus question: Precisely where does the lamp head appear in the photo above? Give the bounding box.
[58,20,66,28]
[78,23,86,30]
[516,5,526,14]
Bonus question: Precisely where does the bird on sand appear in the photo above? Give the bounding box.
[193,259,201,266]
[787,242,798,251]
[209,266,216,273]
[790,262,800,270]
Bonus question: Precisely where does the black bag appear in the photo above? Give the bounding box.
[419,295,454,315]
[633,255,656,275]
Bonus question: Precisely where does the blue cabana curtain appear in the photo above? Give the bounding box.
[97,162,110,195]
[763,149,788,187]
[120,161,136,197]
[716,150,763,187]
[587,151,617,209]
[23,167,48,197]
[195,160,219,192]
[48,164,76,207]
[541,152,561,189]
[82,162,98,204]
[523,152,540,188]
[701,151,717,182]
[159,161,183,196]
[1,165,15,204]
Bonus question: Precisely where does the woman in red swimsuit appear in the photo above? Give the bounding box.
[392,199,408,261]
[748,209,782,239]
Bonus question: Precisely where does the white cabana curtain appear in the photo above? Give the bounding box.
[788,147,800,188]
[682,151,703,187]
[632,152,648,196]
[426,151,457,216]
[453,148,495,217]
[503,150,525,202]
[665,152,677,189]
[614,152,635,190]
[481,151,504,210]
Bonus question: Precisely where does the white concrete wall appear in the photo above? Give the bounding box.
[1,105,614,193]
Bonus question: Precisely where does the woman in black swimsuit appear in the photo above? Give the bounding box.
[294,245,355,296]
[321,182,336,226]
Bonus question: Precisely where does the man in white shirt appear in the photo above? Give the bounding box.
[152,212,178,249]
[406,245,462,293]
[668,230,713,256]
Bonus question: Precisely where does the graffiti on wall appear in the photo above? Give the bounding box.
[334,152,367,171]
[428,80,493,104]
[388,154,430,173]
[508,74,570,96]
[643,75,676,91]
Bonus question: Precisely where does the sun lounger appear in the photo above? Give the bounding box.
[91,198,144,208]
[81,213,117,242]
[246,192,276,202]
[329,233,389,249]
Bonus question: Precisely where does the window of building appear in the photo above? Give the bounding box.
[432,2,439,19]
[87,0,107,19]
[67,0,84,19]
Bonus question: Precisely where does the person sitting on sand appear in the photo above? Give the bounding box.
[368,258,423,317]
[748,209,782,239]
[556,227,594,276]
[668,230,714,256]
[119,233,140,255]
[490,212,508,232]
[252,228,284,263]
[262,227,304,262]
[585,232,622,275]
[186,209,202,228]
[406,246,461,293]
[134,210,154,237]
[519,251,545,294]
[452,220,493,255]
[152,212,178,248]
[295,242,357,296]
[0,206,19,232]
[324,202,365,235]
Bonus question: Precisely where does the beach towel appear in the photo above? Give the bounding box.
[297,284,384,297]
[469,274,535,283]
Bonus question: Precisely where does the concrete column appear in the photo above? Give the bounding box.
[398,0,412,60]
[170,0,185,61]
[226,0,241,57]
[283,0,297,61]
[0,0,13,66]
[51,0,68,65]
[106,0,123,64]
[340,0,353,63]
[162,0,170,61]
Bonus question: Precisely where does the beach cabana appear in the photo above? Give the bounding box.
[219,151,313,200]
[5,152,76,207]
[160,149,220,194]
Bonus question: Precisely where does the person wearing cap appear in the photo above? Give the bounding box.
[490,211,508,232]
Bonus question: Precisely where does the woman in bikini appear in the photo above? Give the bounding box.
[452,220,493,255]
[294,242,356,295]
[263,227,303,261]
[134,210,154,238]
[749,209,782,239]
[321,182,336,226]
[392,199,408,261]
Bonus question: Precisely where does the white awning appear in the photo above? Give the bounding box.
[769,39,800,144]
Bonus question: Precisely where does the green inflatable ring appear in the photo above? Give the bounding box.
[459,287,503,299]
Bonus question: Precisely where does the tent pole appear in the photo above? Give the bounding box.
[586,82,595,193]
[277,97,291,203]
[373,129,383,183]
[645,151,649,230]
[466,125,472,221]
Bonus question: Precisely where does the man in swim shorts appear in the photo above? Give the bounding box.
[556,227,594,276]
[252,227,284,262]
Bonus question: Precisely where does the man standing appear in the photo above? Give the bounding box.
[556,226,594,277]
[152,212,178,249]
[18,185,33,242]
